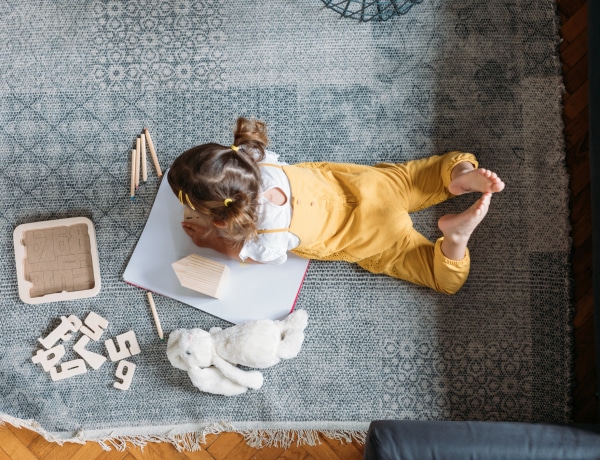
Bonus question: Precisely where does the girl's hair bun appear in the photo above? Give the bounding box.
[233,117,268,161]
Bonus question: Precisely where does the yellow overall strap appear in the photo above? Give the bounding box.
[257,228,290,234]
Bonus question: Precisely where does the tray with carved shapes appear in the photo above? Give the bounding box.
[13,217,101,304]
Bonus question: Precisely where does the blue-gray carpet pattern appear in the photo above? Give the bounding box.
[0,0,572,442]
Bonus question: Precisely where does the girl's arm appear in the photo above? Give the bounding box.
[181,222,258,262]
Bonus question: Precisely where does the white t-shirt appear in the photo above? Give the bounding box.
[238,151,300,264]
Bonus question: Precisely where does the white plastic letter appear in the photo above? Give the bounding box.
[49,359,87,381]
[114,360,136,390]
[73,335,107,370]
[105,330,141,362]
[38,315,82,349]
[79,311,109,341]
[31,345,65,372]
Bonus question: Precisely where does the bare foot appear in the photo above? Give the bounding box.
[449,168,505,195]
[438,193,491,260]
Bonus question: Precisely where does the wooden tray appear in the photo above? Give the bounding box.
[13,217,101,304]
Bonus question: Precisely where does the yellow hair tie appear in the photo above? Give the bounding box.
[224,198,233,207]
[185,194,196,211]
[230,145,239,152]
[178,190,184,205]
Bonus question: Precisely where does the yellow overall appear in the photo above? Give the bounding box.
[263,151,478,294]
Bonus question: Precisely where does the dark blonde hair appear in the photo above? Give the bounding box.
[167,117,269,242]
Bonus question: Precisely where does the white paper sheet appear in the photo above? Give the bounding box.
[123,174,309,324]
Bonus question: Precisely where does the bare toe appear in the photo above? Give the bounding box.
[449,168,505,195]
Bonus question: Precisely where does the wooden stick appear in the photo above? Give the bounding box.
[146,291,164,340]
[135,136,141,188]
[130,149,136,200]
[141,133,147,182]
[144,128,162,177]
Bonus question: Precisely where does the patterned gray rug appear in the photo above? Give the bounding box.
[0,0,572,450]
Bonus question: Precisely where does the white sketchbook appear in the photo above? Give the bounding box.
[123,174,310,324]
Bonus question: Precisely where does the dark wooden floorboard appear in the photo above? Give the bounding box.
[559,0,597,424]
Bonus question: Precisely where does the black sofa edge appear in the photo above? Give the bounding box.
[363,420,600,460]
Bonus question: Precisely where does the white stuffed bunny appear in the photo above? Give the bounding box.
[166,310,308,396]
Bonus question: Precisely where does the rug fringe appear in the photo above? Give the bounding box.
[240,428,367,449]
[322,429,367,445]
[1,415,365,452]
[91,421,235,452]
[0,415,234,452]
[0,414,86,446]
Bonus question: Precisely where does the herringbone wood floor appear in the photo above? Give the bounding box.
[559,0,596,424]
[0,1,593,457]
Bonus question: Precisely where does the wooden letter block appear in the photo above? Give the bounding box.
[105,330,141,362]
[114,360,136,390]
[50,359,87,381]
[79,311,109,340]
[73,335,107,370]
[38,315,82,349]
[172,254,229,299]
[31,345,65,372]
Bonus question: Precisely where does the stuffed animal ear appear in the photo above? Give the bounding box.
[166,329,190,371]
[277,330,305,360]
[276,310,309,359]
[282,309,309,330]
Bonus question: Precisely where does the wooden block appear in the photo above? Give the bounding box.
[114,360,136,390]
[79,311,109,341]
[105,330,141,362]
[31,345,65,372]
[49,359,87,381]
[38,315,82,349]
[73,335,107,370]
[172,254,229,299]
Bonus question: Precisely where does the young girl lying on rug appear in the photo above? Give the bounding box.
[167,117,505,294]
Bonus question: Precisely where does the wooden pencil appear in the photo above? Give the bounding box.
[144,128,162,177]
[141,133,147,182]
[135,136,141,188]
[146,291,164,340]
[130,149,136,200]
